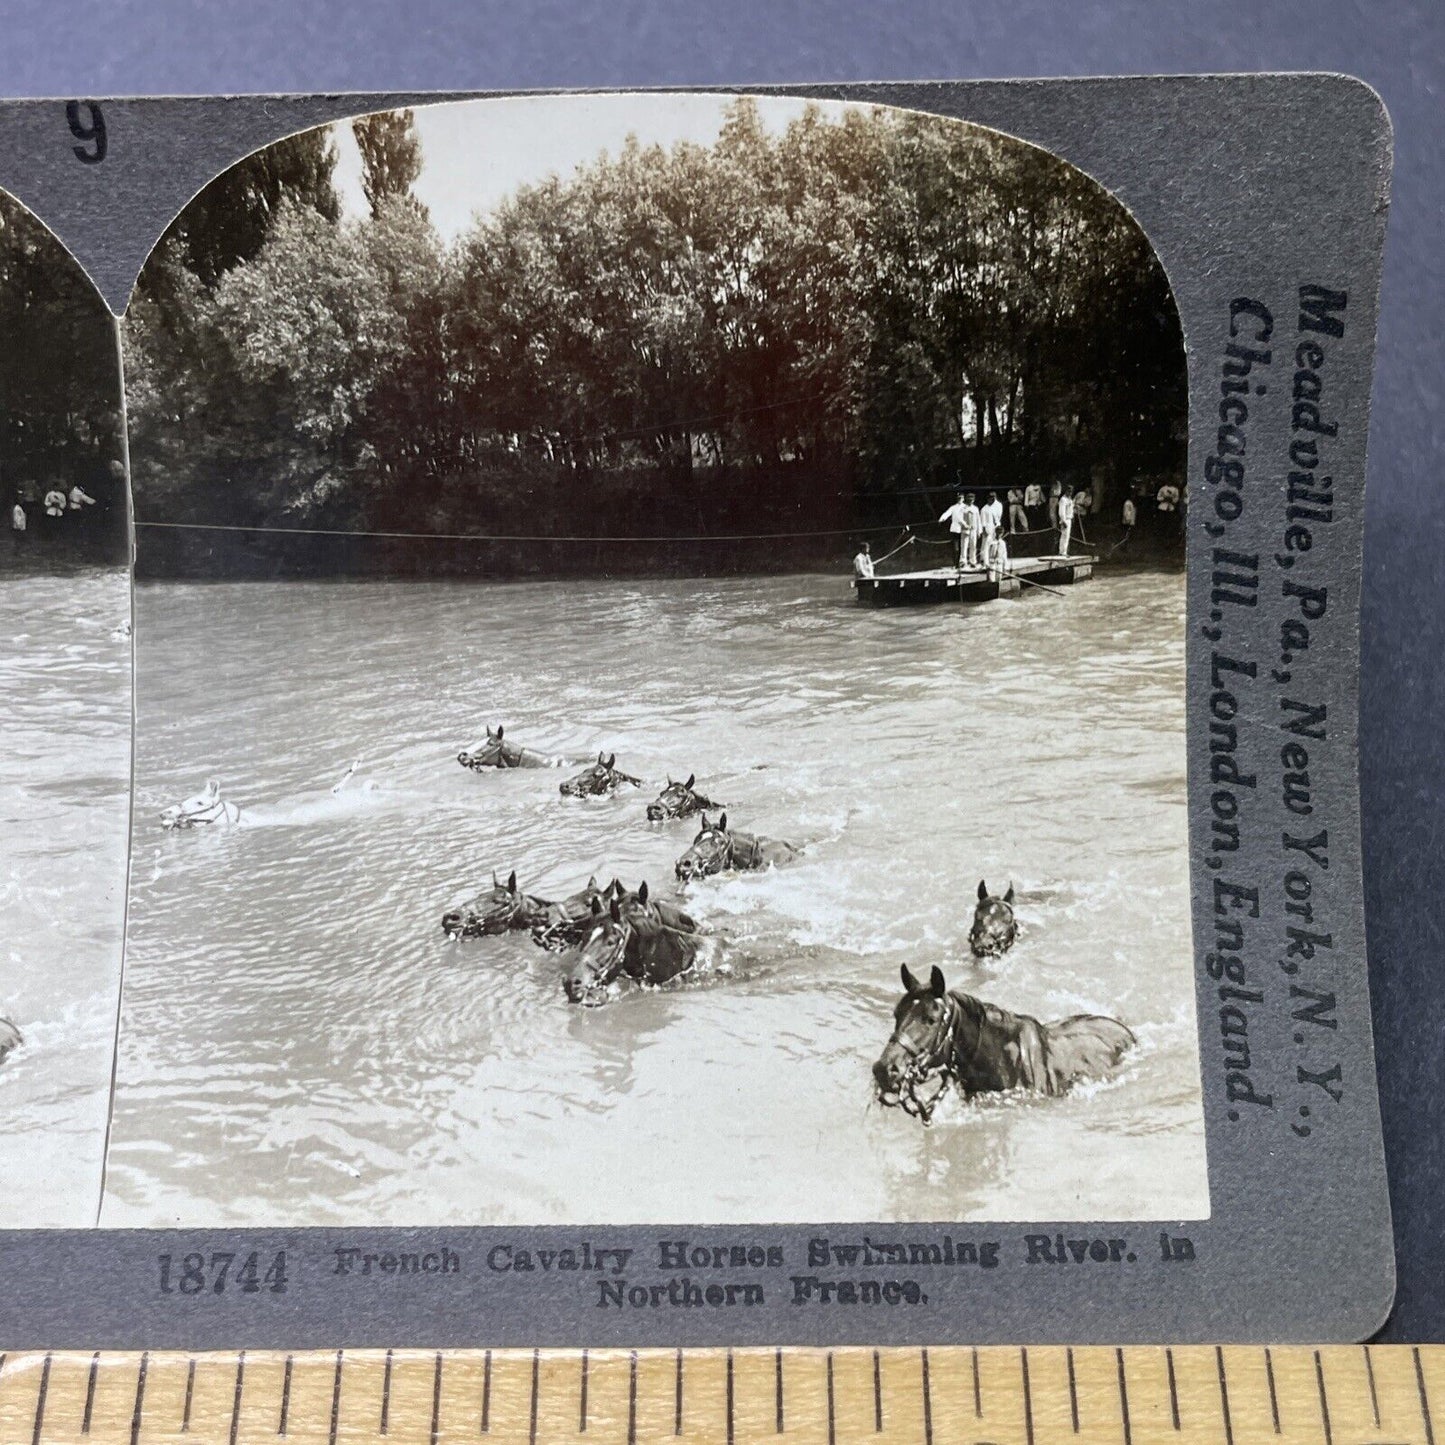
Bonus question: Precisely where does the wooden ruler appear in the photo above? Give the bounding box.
[0,1345,1438,1445]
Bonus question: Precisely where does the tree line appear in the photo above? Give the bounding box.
[124,100,1186,577]
[0,192,129,566]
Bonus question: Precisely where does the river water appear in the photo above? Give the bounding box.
[0,566,131,1226]
[101,567,1206,1227]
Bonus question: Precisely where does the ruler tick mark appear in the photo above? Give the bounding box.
[279,1355,293,1437]
[972,1346,982,1417]
[130,1351,150,1445]
[1067,1347,1080,1433]
[580,1348,589,1433]
[1314,1350,1333,1445]
[628,1350,638,1445]
[1416,1347,1436,1445]
[1166,1348,1181,1431]
[230,1350,246,1445]
[727,1349,735,1445]
[1265,1347,1280,1433]
[674,1347,683,1436]
[31,1352,51,1445]
[182,1357,196,1435]
[83,1352,99,1435]
[922,1349,934,1445]
[528,1349,539,1445]
[1216,1346,1235,1445]
[1365,1345,1381,1427]
[1023,1348,1038,1445]
[1116,1348,1132,1445]
[480,1349,492,1435]
[381,1347,394,1435]
[827,1352,837,1445]
[430,1352,443,1445]
[775,1346,784,1433]
[873,1348,883,1433]
[327,1350,343,1445]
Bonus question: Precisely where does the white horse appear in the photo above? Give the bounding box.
[160,779,241,830]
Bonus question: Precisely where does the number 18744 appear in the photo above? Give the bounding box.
[158,1251,288,1295]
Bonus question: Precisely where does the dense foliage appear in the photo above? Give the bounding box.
[124,102,1185,575]
[0,191,128,565]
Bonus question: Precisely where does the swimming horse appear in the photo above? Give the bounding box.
[0,1016,21,1065]
[160,779,241,829]
[674,813,800,882]
[562,883,704,1006]
[872,965,1134,1123]
[969,880,1018,958]
[457,725,569,772]
[646,773,720,822]
[559,753,642,799]
[441,872,620,950]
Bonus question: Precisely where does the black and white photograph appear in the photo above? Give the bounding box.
[0,187,131,1225]
[22,92,1205,1229]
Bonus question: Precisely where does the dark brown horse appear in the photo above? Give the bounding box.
[559,752,642,798]
[969,879,1017,958]
[457,725,568,771]
[873,966,1135,1123]
[562,882,703,1005]
[674,813,800,881]
[646,773,719,822]
[441,872,617,951]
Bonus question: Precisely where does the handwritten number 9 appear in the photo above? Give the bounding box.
[66,101,106,164]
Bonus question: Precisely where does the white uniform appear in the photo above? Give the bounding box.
[1057,493,1075,556]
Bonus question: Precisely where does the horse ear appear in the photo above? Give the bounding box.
[591,896,603,915]
[719,812,728,831]
[587,874,597,890]
[901,964,921,994]
[492,870,499,887]
[929,966,946,998]
[609,897,621,922]
[666,774,673,786]
[1005,883,1015,903]
[685,773,695,789]
[638,880,649,903]
[597,751,605,764]
[608,753,616,768]
[977,879,988,902]
[507,871,517,894]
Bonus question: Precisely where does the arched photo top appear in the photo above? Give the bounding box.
[123,92,1186,581]
[0,184,132,1231]
[1,186,129,570]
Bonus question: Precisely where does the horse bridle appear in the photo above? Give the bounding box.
[888,993,961,1122]
[685,825,733,874]
[485,885,543,930]
[576,912,636,993]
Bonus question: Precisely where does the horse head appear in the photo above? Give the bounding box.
[675,812,732,881]
[441,869,531,939]
[969,879,1017,958]
[560,752,631,798]
[160,778,225,829]
[458,725,509,770]
[564,891,641,1004]
[873,964,957,1120]
[647,773,711,822]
